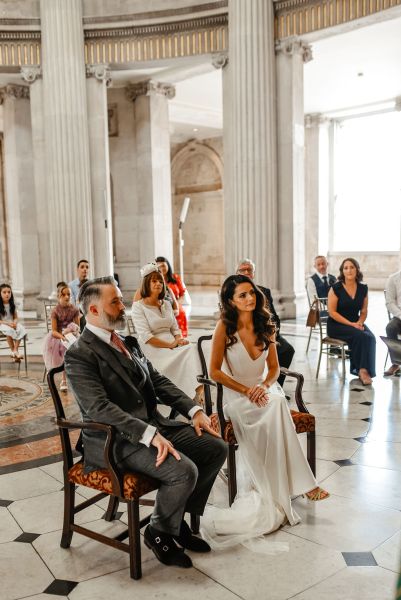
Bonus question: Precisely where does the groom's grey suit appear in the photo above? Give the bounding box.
[65,328,227,536]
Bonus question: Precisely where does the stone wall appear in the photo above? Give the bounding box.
[326,252,400,290]
[171,137,225,286]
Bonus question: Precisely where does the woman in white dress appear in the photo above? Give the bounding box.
[202,275,328,549]
[131,263,201,400]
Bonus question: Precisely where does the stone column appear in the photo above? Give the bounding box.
[276,38,312,318]
[304,113,331,277]
[224,0,278,286]
[126,80,175,266]
[40,0,93,284]
[0,84,40,310]
[21,66,53,303]
[86,64,113,278]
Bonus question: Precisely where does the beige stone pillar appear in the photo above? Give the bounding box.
[21,66,53,303]
[304,113,330,277]
[224,0,278,287]
[276,38,312,318]
[126,80,174,267]
[0,84,40,310]
[40,0,93,284]
[86,64,113,278]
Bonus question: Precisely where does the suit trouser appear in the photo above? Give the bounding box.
[386,317,401,340]
[276,334,295,387]
[117,424,227,536]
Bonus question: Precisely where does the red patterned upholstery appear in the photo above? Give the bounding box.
[210,409,315,444]
[68,462,159,500]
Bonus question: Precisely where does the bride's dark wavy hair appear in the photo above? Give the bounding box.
[220,275,276,349]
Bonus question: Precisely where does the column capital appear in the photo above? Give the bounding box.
[86,64,112,87]
[0,84,30,104]
[275,37,313,63]
[305,113,329,128]
[212,52,228,70]
[125,80,176,102]
[21,66,42,84]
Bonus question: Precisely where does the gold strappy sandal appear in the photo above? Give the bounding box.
[303,487,330,501]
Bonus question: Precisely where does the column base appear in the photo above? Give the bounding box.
[13,289,41,314]
[274,290,308,320]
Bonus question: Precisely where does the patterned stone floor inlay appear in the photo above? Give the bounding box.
[0,376,48,417]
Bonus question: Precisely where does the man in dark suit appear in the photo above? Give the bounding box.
[65,276,227,569]
[306,255,336,304]
[236,259,295,387]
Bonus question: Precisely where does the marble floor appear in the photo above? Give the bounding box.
[0,291,400,599]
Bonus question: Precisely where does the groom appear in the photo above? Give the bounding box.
[65,276,227,569]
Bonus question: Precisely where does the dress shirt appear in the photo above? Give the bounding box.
[85,323,202,447]
[386,271,401,319]
[68,278,81,306]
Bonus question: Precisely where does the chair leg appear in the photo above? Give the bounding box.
[104,496,120,522]
[127,500,142,580]
[190,513,200,534]
[60,482,75,548]
[341,347,346,381]
[306,327,313,353]
[384,350,389,370]
[23,337,27,376]
[42,366,47,383]
[315,345,323,379]
[307,431,316,477]
[227,444,237,506]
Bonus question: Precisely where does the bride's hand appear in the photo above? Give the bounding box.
[246,385,269,407]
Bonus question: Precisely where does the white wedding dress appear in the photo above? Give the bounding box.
[201,336,317,552]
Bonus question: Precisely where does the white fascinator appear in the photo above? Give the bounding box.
[140,262,159,278]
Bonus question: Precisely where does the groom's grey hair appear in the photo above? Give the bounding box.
[78,276,116,315]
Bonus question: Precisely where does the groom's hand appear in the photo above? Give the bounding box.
[151,432,181,467]
[192,411,221,438]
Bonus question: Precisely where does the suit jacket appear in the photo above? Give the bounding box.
[257,284,280,333]
[64,328,197,471]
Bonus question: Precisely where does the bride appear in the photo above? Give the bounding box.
[201,274,329,549]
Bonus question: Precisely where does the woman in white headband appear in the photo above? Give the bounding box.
[131,263,202,400]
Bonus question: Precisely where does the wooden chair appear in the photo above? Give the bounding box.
[196,335,316,506]
[315,300,348,380]
[0,330,28,377]
[47,364,159,580]
[42,302,56,381]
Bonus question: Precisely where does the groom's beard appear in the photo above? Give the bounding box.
[99,309,126,330]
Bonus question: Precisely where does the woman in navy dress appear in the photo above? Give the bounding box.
[327,258,376,385]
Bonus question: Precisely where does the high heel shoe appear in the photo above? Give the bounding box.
[303,487,330,501]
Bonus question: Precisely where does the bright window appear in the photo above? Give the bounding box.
[333,111,401,251]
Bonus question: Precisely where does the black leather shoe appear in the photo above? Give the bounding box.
[174,520,211,553]
[144,526,192,568]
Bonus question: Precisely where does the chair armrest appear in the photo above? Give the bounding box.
[197,375,217,388]
[56,418,123,497]
[279,368,308,413]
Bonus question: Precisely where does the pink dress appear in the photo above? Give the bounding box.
[43,304,80,370]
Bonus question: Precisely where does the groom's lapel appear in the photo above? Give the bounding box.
[82,329,138,390]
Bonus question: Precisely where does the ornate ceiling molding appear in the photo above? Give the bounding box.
[21,65,41,83]
[125,80,176,102]
[274,0,401,39]
[275,38,313,62]
[86,64,112,87]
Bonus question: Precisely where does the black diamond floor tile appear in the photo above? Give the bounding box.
[14,532,40,543]
[43,579,78,596]
[354,436,367,443]
[0,499,13,507]
[334,459,354,467]
[342,551,377,566]
[362,417,372,422]
[359,401,373,406]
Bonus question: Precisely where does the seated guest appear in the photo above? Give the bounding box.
[327,258,376,385]
[236,259,294,387]
[384,269,401,376]
[155,256,189,338]
[65,276,226,569]
[133,271,179,316]
[131,263,201,400]
[68,259,90,306]
[306,255,336,305]
[0,283,27,361]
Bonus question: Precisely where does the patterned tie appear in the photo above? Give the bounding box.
[110,331,132,359]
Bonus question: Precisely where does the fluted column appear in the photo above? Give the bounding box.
[126,80,175,266]
[0,84,40,310]
[304,113,330,276]
[86,64,113,278]
[276,37,312,318]
[40,0,93,284]
[21,66,53,303]
[224,0,278,286]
